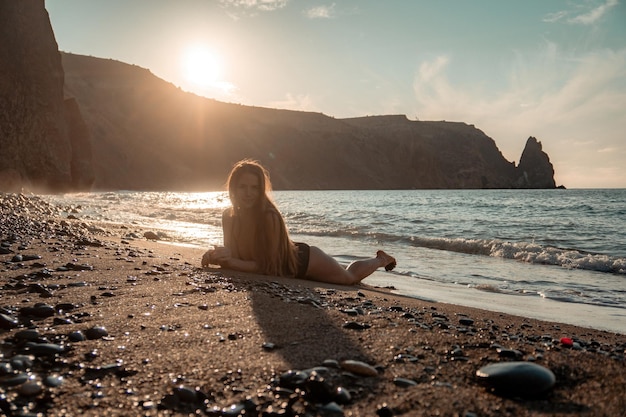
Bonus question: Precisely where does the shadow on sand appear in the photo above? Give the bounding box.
[246,278,374,370]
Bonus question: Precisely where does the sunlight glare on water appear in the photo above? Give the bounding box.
[47,191,231,248]
[127,192,231,247]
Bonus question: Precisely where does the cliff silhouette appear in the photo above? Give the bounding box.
[0,1,93,192]
[0,1,557,192]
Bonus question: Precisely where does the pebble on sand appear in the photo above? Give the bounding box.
[339,360,379,377]
[476,361,556,397]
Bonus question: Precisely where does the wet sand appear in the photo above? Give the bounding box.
[1,193,625,416]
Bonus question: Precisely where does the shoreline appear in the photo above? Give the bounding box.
[363,272,626,336]
[143,237,626,336]
[1,194,625,416]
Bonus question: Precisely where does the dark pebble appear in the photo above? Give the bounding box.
[0,313,19,329]
[334,386,351,403]
[20,303,55,318]
[279,369,309,388]
[393,377,417,388]
[342,321,371,330]
[25,342,65,357]
[449,347,464,357]
[222,398,257,417]
[85,326,108,340]
[459,317,474,326]
[66,281,89,287]
[65,262,93,271]
[10,355,34,370]
[496,348,523,359]
[18,380,43,396]
[377,403,394,417]
[0,372,29,387]
[143,231,159,240]
[262,342,276,350]
[394,354,419,363]
[84,350,99,360]
[27,283,52,296]
[172,385,199,403]
[322,359,340,368]
[318,401,343,414]
[0,363,11,375]
[55,303,78,312]
[476,361,555,397]
[341,308,359,316]
[68,330,86,342]
[43,375,64,387]
[53,317,74,326]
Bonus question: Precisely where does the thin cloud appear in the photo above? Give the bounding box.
[543,10,568,23]
[570,0,619,24]
[305,4,336,19]
[220,0,288,12]
[417,55,450,82]
[598,147,618,153]
[543,0,619,25]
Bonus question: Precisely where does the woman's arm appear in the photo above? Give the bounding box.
[202,209,233,267]
[211,246,258,272]
[211,208,259,273]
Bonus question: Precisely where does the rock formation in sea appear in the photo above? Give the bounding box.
[0,1,556,192]
[516,137,556,189]
[0,0,94,192]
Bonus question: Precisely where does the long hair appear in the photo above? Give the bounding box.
[226,159,298,277]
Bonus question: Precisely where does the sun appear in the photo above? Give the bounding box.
[181,45,222,88]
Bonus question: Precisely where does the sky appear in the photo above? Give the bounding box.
[45,0,626,188]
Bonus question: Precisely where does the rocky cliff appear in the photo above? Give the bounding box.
[60,52,557,191]
[0,0,93,192]
[0,0,556,192]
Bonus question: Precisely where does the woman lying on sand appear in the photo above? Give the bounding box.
[201,159,396,285]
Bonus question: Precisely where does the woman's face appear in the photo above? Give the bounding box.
[234,172,261,210]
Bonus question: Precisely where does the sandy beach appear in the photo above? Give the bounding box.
[1,194,625,416]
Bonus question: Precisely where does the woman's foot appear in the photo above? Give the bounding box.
[376,250,396,271]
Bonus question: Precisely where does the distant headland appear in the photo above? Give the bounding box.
[0,2,557,192]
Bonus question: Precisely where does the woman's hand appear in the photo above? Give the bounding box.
[212,247,232,265]
[201,246,258,273]
[202,246,232,268]
[201,249,213,268]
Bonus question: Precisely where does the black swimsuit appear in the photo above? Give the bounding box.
[294,242,310,278]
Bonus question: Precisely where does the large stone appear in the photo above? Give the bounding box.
[476,361,556,397]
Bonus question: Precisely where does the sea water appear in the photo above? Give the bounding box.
[44,189,626,334]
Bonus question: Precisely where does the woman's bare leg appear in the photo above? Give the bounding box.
[347,250,396,278]
[305,246,396,286]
